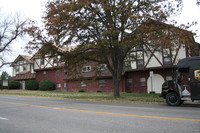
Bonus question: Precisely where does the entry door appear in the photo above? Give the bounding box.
[20,81,25,90]
[147,74,164,94]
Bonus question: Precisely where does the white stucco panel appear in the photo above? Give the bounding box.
[145,51,162,68]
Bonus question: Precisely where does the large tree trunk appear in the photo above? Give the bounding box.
[113,77,121,97]
[110,50,124,97]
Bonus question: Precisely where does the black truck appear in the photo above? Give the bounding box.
[161,56,200,106]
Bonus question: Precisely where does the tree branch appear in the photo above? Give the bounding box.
[0,62,11,68]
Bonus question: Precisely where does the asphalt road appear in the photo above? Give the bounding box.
[0,95,200,133]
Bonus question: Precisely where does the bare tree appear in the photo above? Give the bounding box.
[0,10,27,68]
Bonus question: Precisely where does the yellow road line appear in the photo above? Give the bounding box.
[0,101,200,122]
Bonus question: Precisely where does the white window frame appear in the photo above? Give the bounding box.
[82,66,92,72]
[56,70,60,76]
[56,83,61,88]
[40,58,45,65]
[137,60,144,69]
[64,83,67,88]
[163,57,172,65]
[80,81,87,87]
[43,71,46,75]
[99,80,105,86]
[98,64,107,71]
[23,65,27,71]
[166,76,173,81]
[16,66,19,72]
[140,77,146,86]
[127,78,133,87]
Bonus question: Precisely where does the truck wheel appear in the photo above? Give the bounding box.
[166,92,182,106]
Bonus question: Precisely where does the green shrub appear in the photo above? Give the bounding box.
[0,82,2,89]
[149,91,156,94]
[0,82,8,89]
[0,80,9,89]
[1,86,9,89]
[9,81,20,89]
[126,90,132,93]
[78,89,85,92]
[25,80,38,90]
[97,90,103,93]
[39,80,55,91]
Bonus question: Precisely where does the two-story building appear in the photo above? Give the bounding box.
[122,20,199,93]
[11,55,35,89]
[64,42,199,93]
[123,42,199,93]
[30,45,67,90]
[65,61,114,92]
[11,20,200,93]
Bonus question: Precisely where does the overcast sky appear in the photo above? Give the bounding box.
[0,0,200,75]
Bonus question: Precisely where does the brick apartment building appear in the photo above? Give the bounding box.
[11,21,199,93]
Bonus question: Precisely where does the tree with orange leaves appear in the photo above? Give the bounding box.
[25,0,197,97]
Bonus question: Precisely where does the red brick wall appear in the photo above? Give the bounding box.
[35,68,67,91]
[124,68,175,93]
[66,79,114,92]
[35,68,124,92]
[35,68,175,93]
[125,71,148,93]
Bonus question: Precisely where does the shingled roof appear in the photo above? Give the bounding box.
[12,71,35,80]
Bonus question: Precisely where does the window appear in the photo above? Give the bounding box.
[136,51,144,69]
[56,83,61,88]
[43,71,46,79]
[125,61,131,69]
[53,57,58,64]
[140,78,146,86]
[126,52,136,61]
[98,64,107,71]
[40,58,44,65]
[166,76,172,81]
[16,66,19,72]
[64,69,67,75]
[163,57,172,65]
[127,79,133,87]
[64,83,67,88]
[56,70,60,76]
[99,80,105,86]
[137,60,144,69]
[43,71,46,75]
[80,81,87,87]
[82,66,91,72]
[23,65,27,71]
[19,61,23,64]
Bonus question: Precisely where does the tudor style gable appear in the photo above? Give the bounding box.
[31,45,66,71]
[11,55,35,84]
[125,20,199,71]
[11,55,34,76]
[125,44,190,70]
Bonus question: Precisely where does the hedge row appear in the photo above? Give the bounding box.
[27,80,55,91]
[1,80,55,91]
[8,81,20,89]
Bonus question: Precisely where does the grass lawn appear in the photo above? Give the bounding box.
[0,89,165,104]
